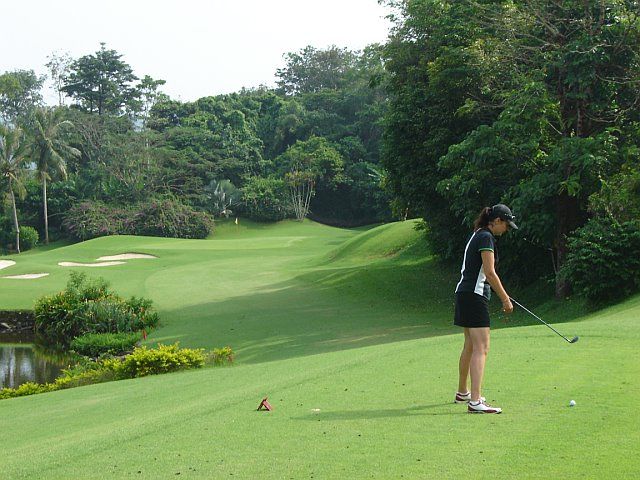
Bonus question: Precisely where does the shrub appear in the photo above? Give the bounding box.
[74,300,136,333]
[126,297,160,329]
[70,332,142,358]
[19,226,39,251]
[53,360,120,388]
[241,176,292,221]
[34,272,159,346]
[0,220,39,253]
[34,290,86,345]
[207,346,235,366]
[62,201,129,240]
[0,344,231,400]
[561,218,640,303]
[0,382,55,400]
[63,198,214,240]
[118,343,206,378]
[67,271,112,301]
[131,198,214,239]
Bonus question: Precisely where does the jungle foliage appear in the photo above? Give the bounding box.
[380,0,640,295]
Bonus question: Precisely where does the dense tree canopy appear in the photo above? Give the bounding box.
[0,42,391,254]
[381,0,640,295]
[2,12,638,301]
[0,70,45,125]
[62,43,140,116]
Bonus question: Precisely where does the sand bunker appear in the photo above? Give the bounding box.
[58,261,126,267]
[60,252,156,268]
[96,253,157,261]
[0,260,16,270]
[2,273,49,279]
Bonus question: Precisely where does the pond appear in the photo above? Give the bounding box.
[0,333,74,389]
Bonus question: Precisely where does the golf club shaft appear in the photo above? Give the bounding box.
[509,297,573,343]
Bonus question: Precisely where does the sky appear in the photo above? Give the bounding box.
[1,0,393,104]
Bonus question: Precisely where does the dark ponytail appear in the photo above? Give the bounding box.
[473,207,492,230]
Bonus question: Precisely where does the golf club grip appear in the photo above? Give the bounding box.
[509,298,543,322]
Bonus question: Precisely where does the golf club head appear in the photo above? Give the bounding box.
[569,336,579,343]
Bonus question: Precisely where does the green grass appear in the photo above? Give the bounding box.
[1,219,639,478]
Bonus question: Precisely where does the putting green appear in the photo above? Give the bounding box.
[1,219,638,478]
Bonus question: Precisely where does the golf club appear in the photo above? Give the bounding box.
[509,297,579,344]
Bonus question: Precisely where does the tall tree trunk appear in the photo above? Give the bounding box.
[9,182,20,254]
[43,175,49,245]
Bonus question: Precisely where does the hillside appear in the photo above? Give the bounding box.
[1,219,639,478]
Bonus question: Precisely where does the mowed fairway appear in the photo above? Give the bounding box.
[1,219,639,479]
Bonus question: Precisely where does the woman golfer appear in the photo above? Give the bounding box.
[453,204,517,414]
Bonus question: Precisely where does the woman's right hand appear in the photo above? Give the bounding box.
[502,297,514,314]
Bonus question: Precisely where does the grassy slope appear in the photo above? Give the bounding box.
[1,219,639,478]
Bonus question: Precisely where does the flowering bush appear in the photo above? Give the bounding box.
[132,198,214,239]
[63,198,213,240]
[62,201,130,240]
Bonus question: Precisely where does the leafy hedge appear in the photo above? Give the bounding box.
[561,218,640,303]
[0,343,234,400]
[63,198,213,240]
[116,343,206,377]
[70,332,142,358]
[34,272,158,346]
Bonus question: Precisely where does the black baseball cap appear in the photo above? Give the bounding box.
[490,204,518,229]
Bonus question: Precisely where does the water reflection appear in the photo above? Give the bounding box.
[0,334,72,389]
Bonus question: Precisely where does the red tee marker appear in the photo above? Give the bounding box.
[257,397,273,411]
[142,329,147,340]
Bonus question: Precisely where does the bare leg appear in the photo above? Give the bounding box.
[468,327,490,402]
[457,328,473,392]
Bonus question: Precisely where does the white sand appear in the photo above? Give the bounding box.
[58,261,126,267]
[96,253,157,261]
[2,273,49,279]
[0,260,16,270]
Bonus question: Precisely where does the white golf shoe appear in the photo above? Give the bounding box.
[468,399,502,414]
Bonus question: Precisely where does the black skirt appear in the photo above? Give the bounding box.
[454,292,490,328]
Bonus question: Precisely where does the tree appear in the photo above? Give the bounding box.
[62,43,139,116]
[46,51,73,107]
[286,167,316,221]
[277,136,345,221]
[381,0,640,296]
[133,75,167,130]
[204,179,240,218]
[473,0,640,296]
[29,107,80,244]
[276,45,358,95]
[0,125,28,252]
[381,0,494,251]
[240,176,290,221]
[0,70,45,125]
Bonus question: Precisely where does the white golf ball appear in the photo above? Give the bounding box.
[569,400,576,407]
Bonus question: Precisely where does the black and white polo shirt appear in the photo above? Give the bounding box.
[454,228,497,300]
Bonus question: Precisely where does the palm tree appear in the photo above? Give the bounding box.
[0,125,28,253]
[30,107,80,244]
